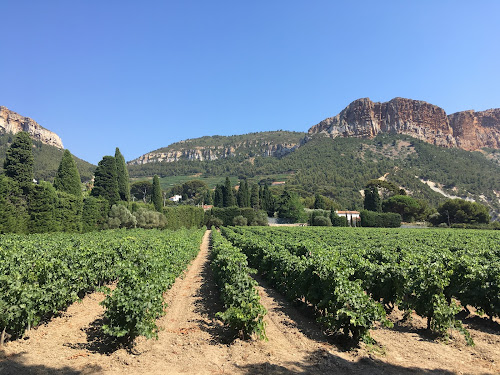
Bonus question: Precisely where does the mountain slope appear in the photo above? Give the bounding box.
[308,97,500,150]
[0,132,95,183]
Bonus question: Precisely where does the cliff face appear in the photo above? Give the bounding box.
[0,106,63,148]
[128,140,301,165]
[308,98,500,150]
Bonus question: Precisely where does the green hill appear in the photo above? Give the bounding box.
[0,132,95,183]
[127,133,500,218]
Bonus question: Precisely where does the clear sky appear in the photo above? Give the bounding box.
[1,1,499,164]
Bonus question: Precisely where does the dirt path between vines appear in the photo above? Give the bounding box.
[1,229,499,374]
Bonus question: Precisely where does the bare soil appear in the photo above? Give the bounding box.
[1,230,498,374]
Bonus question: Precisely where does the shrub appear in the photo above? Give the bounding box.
[105,205,137,229]
[233,215,248,226]
[360,210,401,228]
[134,208,166,229]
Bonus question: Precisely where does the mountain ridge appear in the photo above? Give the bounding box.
[308,97,500,150]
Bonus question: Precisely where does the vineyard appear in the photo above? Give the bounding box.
[1,227,499,374]
[221,226,500,344]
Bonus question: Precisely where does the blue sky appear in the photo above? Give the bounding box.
[1,1,499,164]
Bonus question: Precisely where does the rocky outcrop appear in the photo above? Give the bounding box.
[129,140,301,165]
[0,106,63,148]
[308,98,500,150]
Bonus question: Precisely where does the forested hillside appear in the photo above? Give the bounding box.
[0,132,95,182]
[128,133,500,216]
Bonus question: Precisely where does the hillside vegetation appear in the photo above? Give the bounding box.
[0,132,95,182]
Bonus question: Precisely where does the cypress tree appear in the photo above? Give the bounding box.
[152,174,163,212]
[364,186,382,212]
[223,177,235,207]
[214,184,224,207]
[91,156,120,206]
[115,147,130,201]
[29,181,58,233]
[4,131,34,185]
[250,183,260,209]
[54,149,82,197]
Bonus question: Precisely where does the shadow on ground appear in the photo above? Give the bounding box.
[236,348,455,375]
[0,349,101,375]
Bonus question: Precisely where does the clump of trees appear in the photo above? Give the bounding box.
[429,199,490,226]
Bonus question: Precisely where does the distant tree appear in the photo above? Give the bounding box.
[91,156,120,205]
[152,175,163,212]
[364,186,381,212]
[0,175,29,233]
[313,193,327,209]
[130,180,153,203]
[250,183,260,209]
[277,189,306,223]
[54,149,82,197]
[233,215,248,226]
[261,184,275,216]
[223,177,235,207]
[431,199,490,226]
[134,207,167,229]
[4,131,34,186]
[382,195,429,222]
[214,184,224,207]
[106,204,137,229]
[115,147,130,201]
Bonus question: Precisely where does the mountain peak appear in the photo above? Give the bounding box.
[308,98,500,150]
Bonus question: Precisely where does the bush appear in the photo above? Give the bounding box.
[233,215,248,226]
[430,199,490,226]
[134,208,167,229]
[331,213,349,227]
[82,196,109,232]
[360,210,401,228]
[163,206,205,230]
[206,207,269,227]
[105,205,137,229]
[313,215,332,226]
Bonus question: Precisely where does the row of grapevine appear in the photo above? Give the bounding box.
[226,227,500,345]
[210,230,266,339]
[221,227,391,343]
[0,228,204,343]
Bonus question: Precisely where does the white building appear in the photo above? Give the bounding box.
[334,210,361,226]
[169,194,182,202]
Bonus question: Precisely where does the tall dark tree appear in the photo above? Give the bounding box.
[54,149,82,197]
[214,184,224,207]
[115,147,130,201]
[237,179,250,207]
[277,189,305,223]
[29,181,58,233]
[130,180,153,203]
[250,183,260,209]
[313,193,326,209]
[223,177,235,207]
[261,184,275,216]
[364,186,381,212]
[152,174,163,212]
[91,156,120,206]
[4,131,34,185]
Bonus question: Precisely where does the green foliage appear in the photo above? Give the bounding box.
[360,210,401,228]
[431,199,490,226]
[163,205,205,230]
[223,177,235,207]
[91,156,120,206]
[115,148,130,202]
[134,208,167,229]
[233,215,248,226]
[105,205,137,229]
[28,182,58,233]
[382,195,429,222]
[3,131,34,185]
[53,149,82,197]
[170,179,209,204]
[130,180,153,203]
[330,211,349,227]
[364,186,382,212]
[214,184,224,207]
[211,231,267,339]
[205,207,268,227]
[0,175,29,233]
[152,175,162,212]
[277,190,306,223]
[81,196,109,232]
[55,191,83,232]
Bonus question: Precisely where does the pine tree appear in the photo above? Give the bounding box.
[29,181,58,233]
[4,131,34,185]
[152,175,163,212]
[54,149,82,197]
[115,147,130,201]
[91,156,120,206]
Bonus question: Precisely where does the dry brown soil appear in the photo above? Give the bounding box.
[1,230,499,374]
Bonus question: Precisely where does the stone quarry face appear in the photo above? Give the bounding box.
[308,97,500,151]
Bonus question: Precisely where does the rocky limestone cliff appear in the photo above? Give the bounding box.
[129,140,301,165]
[308,98,500,151]
[0,106,63,148]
